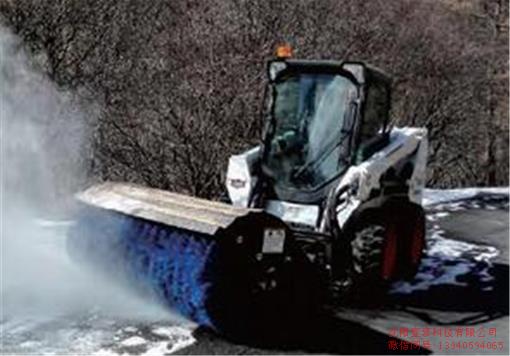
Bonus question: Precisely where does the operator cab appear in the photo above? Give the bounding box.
[260,54,392,205]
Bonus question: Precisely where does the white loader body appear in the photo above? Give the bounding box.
[227,127,428,230]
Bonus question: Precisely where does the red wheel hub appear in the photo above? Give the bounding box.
[381,223,398,280]
[381,208,425,281]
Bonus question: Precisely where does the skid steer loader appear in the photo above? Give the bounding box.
[67,46,428,340]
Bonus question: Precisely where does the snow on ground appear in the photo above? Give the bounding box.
[1,188,508,354]
[1,313,196,355]
[423,187,509,206]
[1,217,197,355]
[391,187,508,295]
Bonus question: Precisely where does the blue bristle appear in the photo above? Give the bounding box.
[69,209,219,329]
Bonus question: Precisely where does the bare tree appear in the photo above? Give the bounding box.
[1,0,507,198]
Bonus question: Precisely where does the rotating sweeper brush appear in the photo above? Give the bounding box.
[67,183,316,338]
[68,47,429,339]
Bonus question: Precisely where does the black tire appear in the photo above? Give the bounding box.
[351,224,385,277]
[345,202,426,304]
[349,223,389,303]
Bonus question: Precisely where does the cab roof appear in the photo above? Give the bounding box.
[270,59,391,86]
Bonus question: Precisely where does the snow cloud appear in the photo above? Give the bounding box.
[0,27,173,322]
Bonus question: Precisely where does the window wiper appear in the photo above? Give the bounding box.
[292,98,358,181]
[291,130,351,181]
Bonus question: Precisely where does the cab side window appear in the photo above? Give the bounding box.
[361,82,389,141]
[355,81,390,163]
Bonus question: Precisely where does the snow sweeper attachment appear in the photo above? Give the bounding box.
[67,182,317,339]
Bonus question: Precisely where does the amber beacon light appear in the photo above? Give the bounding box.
[276,44,293,59]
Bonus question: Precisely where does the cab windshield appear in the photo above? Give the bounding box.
[264,73,358,190]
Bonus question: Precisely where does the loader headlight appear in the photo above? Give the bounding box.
[262,228,286,253]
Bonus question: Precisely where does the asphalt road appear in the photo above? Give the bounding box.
[177,193,509,355]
